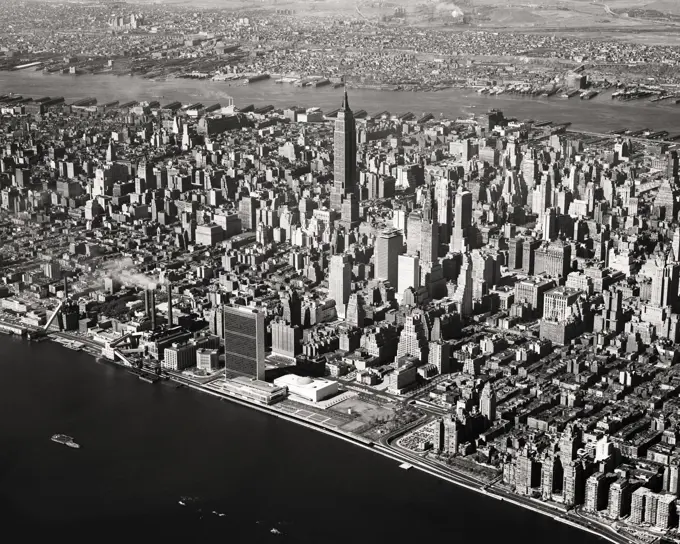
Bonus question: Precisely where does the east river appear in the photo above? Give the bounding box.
[1,70,680,133]
[0,336,607,542]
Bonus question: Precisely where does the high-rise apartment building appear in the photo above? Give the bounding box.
[223,305,266,380]
[585,472,610,513]
[608,479,632,519]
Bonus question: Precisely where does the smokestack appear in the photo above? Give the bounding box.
[150,289,157,330]
[144,289,151,317]
[167,283,173,326]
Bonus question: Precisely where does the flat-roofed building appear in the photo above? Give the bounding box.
[222,376,287,405]
[273,374,339,402]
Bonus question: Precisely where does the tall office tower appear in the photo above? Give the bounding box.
[508,237,523,269]
[434,177,453,241]
[471,249,499,298]
[339,193,359,230]
[271,320,302,360]
[329,254,352,319]
[654,178,679,220]
[396,313,430,363]
[522,154,539,191]
[451,187,472,253]
[330,90,358,213]
[223,305,266,380]
[406,210,422,255]
[479,381,497,424]
[532,175,552,224]
[542,207,557,241]
[673,228,680,262]
[522,239,541,275]
[668,150,679,182]
[595,289,624,334]
[282,288,301,326]
[375,228,404,287]
[452,252,473,317]
[397,254,420,297]
[428,341,451,374]
[650,253,680,311]
[238,195,260,231]
[106,140,116,162]
[345,293,365,327]
[420,192,439,265]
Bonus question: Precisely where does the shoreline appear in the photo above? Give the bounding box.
[1,71,680,136]
[37,330,630,544]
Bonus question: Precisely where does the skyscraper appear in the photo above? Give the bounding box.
[451,187,472,253]
[397,254,420,298]
[375,228,404,288]
[452,252,473,317]
[329,254,352,318]
[650,252,680,311]
[223,305,266,380]
[331,90,357,214]
[480,381,497,424]
[396,313,430,363]
[420,191,439,266]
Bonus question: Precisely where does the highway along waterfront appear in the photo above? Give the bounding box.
[0,335,608,543]
[1,70,680,134]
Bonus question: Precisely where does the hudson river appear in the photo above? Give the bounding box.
[0,337,604,542]
[2,70,680,133]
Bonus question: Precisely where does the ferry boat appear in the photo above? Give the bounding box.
[51,434,80,449]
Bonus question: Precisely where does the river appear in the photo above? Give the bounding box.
[1,70,680,134]
[0,336,605,542]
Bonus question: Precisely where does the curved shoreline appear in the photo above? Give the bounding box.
[156,365,630,544]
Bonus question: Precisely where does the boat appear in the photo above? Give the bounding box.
[271,528,282,535]
[51,434,80,449]
[399,462,413,470]
[178,500,186,506]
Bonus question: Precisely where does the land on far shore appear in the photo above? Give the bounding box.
[92,0,680,45]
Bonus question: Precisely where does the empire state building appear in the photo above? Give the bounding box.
[331,90,358,223]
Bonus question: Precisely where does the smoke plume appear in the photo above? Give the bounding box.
[103,257,158,290]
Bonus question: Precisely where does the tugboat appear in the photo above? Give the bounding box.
[51,434,80,449]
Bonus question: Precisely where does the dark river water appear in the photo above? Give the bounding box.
[1,70,680,134]
[0,336,605,542]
